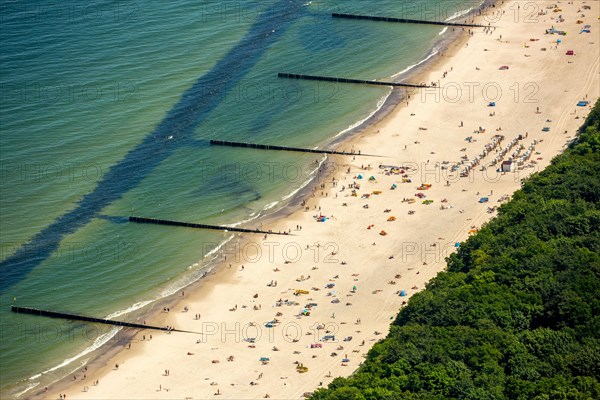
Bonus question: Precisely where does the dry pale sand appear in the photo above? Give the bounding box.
[45,1,599,399]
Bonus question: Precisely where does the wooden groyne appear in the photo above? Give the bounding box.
[129,216,286,235]
[11,306,199,334]
[278,72,429,89]
[332,13,486,28]
[210,139,377,156]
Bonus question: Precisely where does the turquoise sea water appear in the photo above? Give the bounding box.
[0,0,480,396]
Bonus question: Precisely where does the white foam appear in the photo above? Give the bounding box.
[227,211,262,228]
[24,358,90,398]
[391,49,439,79]
[105,301,153,319]
[160,248,232,298]
[39,328,116,376]
[262,200,280,211]
[333,89,392,139]
[445,1,484,22]
[204,235,235,258]
[281,155,327,201]
[226,198,281,229]
[14,382,39,398]
[23,328,118,397]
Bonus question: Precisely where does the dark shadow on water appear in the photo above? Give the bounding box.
[0,0,307,293]
[96,215,130,224]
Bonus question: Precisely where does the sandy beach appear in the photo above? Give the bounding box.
[42,1,599,399]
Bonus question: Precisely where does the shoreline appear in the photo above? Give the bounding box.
[15,10,473,400]
[20,0,600,398]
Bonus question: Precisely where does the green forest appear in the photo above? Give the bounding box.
[311,100,600,400]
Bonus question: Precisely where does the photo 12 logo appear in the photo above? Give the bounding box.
[197,160,341,185]
[1,240,138,264]
[0,322,130,345]
[198,320,341,344]
[420,81,540,105]
[0,82,139,105]
[1,162,105,184]
[482,1,547,25]
[197,80,339,106]
[202,241,340,265]
[0,3,140,24]
[396,1,482,22]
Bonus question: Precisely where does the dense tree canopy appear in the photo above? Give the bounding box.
[311,101,600,400]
